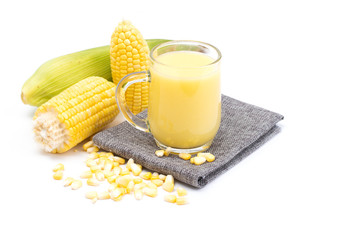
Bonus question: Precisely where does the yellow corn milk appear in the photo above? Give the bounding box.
[148,51,221,149]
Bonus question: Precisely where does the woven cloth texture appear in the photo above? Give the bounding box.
[93,95,284,188]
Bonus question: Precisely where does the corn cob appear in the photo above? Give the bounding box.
[110,20,150,114]
[33,76,118,153]
[21,40,169,107]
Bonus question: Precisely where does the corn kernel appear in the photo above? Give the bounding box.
[85,191,97,199]
[95,171,105,181]
[179,153,191,160]
[80,170,93,179]
[133,178,143,184]
[116,175,132,188]
[126,158,134,170]
[103,170,114,178]
[164,147,172,156]
[193,156,206,165]
[159,174,166,181]
[164,195,177,203]
[140,172,152,180]
[64,177,74,187]
[163,175,174,192]
[146,182,158,189]
[113,156,126,164]
[149,172,159,180]
[113,161,120,168]
[176,187,187,196]
[155,150,164,157]
[198,152,215,162]
[131,163,142,176]
[110,188,123,200]
[88,152,99,160]
[144,187,157,197]
[90,165,101,173]
[151,179,163,187]
[105,152,114,157]
[53,171,63,180]
[87,146,99,153]
[86,159,97,167]
[108,182,118,192]
[134,189,144,200]
[98,191,111,200]
[134,182,146,191]
[71,180,82,190]
[127,180,135,193]
[112,166,122,176]
[83,140,94,151]
[190,157,195,164]
[53,163,64,172]
[87,178,100,186]
[176,197,188,205]
[120,168,130,175]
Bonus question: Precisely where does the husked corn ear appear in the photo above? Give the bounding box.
[33,77,119,153]
[110,20,150,114]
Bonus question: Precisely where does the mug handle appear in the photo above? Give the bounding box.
[115,71,150,132]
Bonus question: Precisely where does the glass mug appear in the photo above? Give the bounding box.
[115,40,221,154]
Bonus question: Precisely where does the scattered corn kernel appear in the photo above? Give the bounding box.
[71,180,82,190]
[176,197,188,205]
[107,175,117,184]
[159,174,166,181]
[87,178,100,186]
[110,188,123,200]
[53,171,63,180]
[116,175,132,188]
[80,170,93,179]
[164,194,177,203]
[140,172,152,180]
[87,146,99,153]
[179,153,191,160]
[86,159,97,167]
[53,163,64,172]
[144,187,158,197]
[176,187,187,196]
[133,178,143,184]
[112,161,120,168]
[134,189,144,200]
[85,191,98,200]
[134,182,146,191]
[126,158,134,170]
[112,166,122,176]
[190,157,195,164]
[95,171,105,181]
[164,147,172,156]
[90,165,101,173]
[131,163,142,176]
[163,175,174,192]
[193,156,206,165]
[83,140,94,151]
[103,170,114,178]
[127,180,135,193]
[120,168,130,175]
[98,191,111,200]
[151,179,163,187]
[113,156,126,164]
[155,150,165,157]
[105,152,114,157]
[88,152,99,160]
[151,172,159,180]
[146,182,158,189]
[198,152,215,162]
[64,177,74,187]
[108,182,118,192]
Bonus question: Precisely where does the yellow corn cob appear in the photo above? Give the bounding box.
[33,77,119,153]
[110,20,150,114]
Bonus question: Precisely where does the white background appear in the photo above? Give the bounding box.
[1,0,359,239]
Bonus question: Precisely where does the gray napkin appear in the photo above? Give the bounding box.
[93,95,284,188]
